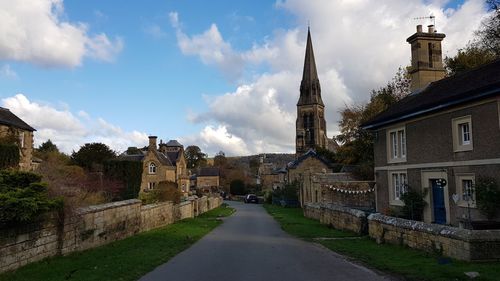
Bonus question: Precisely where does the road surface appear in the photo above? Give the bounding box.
[140,201,389,281]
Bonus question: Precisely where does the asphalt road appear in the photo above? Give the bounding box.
[140,201,389,281]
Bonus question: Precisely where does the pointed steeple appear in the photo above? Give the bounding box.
[298,28,324,106]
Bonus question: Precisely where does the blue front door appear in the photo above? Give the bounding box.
[431,179,446,224]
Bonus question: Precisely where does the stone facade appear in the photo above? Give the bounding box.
[373,100,500,225]
[0,115,35,171]
[368,213,500,261]
[0,196,223,273]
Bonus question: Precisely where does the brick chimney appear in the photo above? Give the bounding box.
[148,136,157,151]
[407,24,446,92]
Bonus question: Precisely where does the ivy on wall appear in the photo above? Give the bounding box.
[0,144,20,170]
[104,160,143,200]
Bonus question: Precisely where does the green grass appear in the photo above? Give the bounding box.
[264,204,500,281]
[0,204,235,281]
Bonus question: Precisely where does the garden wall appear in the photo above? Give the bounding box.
[0,196,223,273]
[303,203,369,234]
[368,213,500,261]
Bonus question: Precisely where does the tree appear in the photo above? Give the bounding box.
[230,179,246,195]
[336,67,410,179]
[444,0,500,75]
[71,143,116,171]
[214,150,227,167]
[184,145,207,169]
[38,140,58,153]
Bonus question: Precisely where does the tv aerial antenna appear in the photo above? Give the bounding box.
[414,14,436,27]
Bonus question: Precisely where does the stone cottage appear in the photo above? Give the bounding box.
[362,25,500,226]
[0,107,35,171]
[120,136,190,195]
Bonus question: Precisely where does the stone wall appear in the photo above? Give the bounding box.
[368,213,500,261]
[303,203,369,235]
[0,196,223,273]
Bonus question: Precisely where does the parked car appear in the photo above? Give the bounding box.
[244,194,259,204]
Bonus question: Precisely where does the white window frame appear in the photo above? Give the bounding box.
[452,116,473,152]
[456,174,476,208]
[387,126,406,163]
[148,182,156,190]
[19,132,25,148]
[148,162,157,174]
[389,170,407,206]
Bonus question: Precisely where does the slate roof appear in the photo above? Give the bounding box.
[198,167,220,177]
[117,154,145,162]
[0,107,35,131]
[165,139,182,147]
[362,59,500,130]
[287,149,333,169]
[166,151,180,165]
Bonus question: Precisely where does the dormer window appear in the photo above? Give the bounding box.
[148,162,157,174]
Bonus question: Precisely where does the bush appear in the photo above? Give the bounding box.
[0,144,20,170]
[476,177,500,220]
[401,188,427,221]
[230,179,246,195]
[139,181,181,205]
[0,170,62,226]
[104,160,142,200]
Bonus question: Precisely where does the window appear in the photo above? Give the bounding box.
[19,132,24,148]
[452,116,473,152]
[148,162,157,174]
[389,171,407,205]
[456,174,475,208]
[148,182,156,190]
[387,127,406,163]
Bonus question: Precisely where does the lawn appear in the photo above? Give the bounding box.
[264,204,500,281]
[0,204,235,281]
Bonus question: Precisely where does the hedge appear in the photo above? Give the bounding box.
[104,160,143,200]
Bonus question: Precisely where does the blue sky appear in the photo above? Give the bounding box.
[0,0,488,155]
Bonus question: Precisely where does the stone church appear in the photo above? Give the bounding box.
[295,28,338,156]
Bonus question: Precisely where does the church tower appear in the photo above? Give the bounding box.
[296,28,328,156]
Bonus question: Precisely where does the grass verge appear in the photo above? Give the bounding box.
[0,204,235,281]
[264,204,500,281]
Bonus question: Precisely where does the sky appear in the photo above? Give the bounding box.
[0,0,492,156]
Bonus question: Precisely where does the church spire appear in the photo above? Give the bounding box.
[298,28,323,106]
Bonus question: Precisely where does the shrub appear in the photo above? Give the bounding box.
[401,188,427,221]
[104,160,142,200]
[0,170,62,226]
[475,177,500,220]
[139,181,182,205]
[230,179,246,195]
[0,144,20,170]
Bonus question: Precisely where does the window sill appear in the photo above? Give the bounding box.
[454,146,473,152]
[457,202,476,208]
[387,158,407,164]
[390,200,405,207]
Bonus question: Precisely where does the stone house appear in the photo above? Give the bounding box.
[195,167,220,192]
[120,136,190,195]
[287,149,334,206]
[0,107,35,171]
[362,25,500,226]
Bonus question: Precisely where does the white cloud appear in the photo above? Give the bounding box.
[176,0,490,156]
[1,94,148,153]
[0,0,123,67]
[0,64,18,80]
[144,24,167,39]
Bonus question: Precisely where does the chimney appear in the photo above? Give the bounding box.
[406,25,446,93]
[148,136,157,151]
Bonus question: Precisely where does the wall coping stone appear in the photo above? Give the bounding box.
[178,201,192,207]
[305,203,368,218]
[77,199,141,215]
[368,213,500,242]
[140,201,173,211]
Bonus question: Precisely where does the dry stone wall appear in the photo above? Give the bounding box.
[303,203,368,234]
[368,213,500,261]
[0,196,223,273]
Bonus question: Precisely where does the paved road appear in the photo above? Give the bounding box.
[140,201,389,281]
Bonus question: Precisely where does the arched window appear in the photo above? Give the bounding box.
[148,162,157,174]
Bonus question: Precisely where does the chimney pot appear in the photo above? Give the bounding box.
[148,136,157,150]
[428,25,435,33]
[417,25,422,33]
